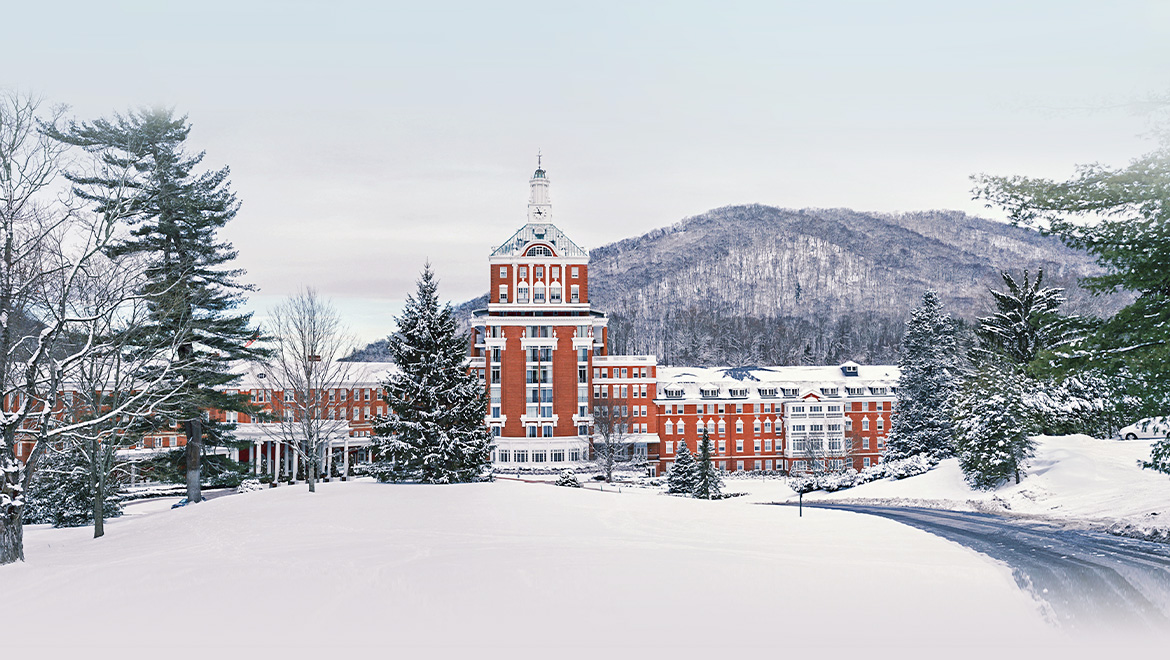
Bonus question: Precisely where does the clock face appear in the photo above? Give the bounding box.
[534,207,546,218]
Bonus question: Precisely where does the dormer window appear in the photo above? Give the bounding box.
[665,388,684,399]
[869,387,888,395]
[528,245,552,257]
[700,387,720,398]
[821,388,839,397]
[758,388,778,398]
[729,388,748,398]
[782,388,799,397]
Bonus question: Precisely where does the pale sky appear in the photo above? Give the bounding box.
[5,1,1168,343]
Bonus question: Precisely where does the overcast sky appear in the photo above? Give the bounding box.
[5,1,1168,343]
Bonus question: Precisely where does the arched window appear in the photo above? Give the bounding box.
[664,420,674,435]
[764,418,773,433]
[677,419,685,435]
[753,419,761,435]
[735,419,744,434]
[718,419,726,435]
[526,245,553,257]
[706,419,715,434]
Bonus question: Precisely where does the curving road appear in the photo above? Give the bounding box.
[794,503,1170,633]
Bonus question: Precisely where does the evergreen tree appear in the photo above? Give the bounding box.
[974,144,1170,475]
[371,264,493,483]
[22,444,121,528]
[692,431,723,500]
[666,439,697,495]
[50,108,263,503]
[886,291,962,459]
[954,361,1037,490]
[975,269,1081,369]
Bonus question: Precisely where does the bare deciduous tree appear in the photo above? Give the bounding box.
[1,91,183,563]
[590,400,637,483]
[255,288,357,492]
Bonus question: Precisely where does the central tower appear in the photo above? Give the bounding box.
[467,159,608,465]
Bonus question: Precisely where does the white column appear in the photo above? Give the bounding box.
[291,446,299,484]
[343,436,350,480]
[254,440,261,475]
[326,441,333,480]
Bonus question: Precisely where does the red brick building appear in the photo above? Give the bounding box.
[471,163,899,476]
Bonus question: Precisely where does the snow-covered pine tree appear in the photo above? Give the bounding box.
[51,109,264,504]
[666,439,698,495]
[22,444,121,528]
[954,361,1037,490]
[692,431,723,499]
[975,269,1081,368]
[371,264,493,483]
[886,290,961,460]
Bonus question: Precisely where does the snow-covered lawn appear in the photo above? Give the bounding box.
[728,436,1169,535]
[4,478,1070,658]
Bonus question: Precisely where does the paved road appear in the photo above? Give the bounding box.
[796,503,1170,632]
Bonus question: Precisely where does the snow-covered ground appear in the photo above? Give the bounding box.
[725,435,1168,536]
[5,478,1067,658]
[7,435,1167,657]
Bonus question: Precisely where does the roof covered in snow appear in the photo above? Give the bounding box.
[656,363,899,400]
[225,361,398,390]
[490,223,587,258]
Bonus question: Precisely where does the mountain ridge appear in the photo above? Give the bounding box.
[350,205,1120,366]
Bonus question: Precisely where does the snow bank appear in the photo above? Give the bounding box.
[5,478,1056,658]
[802,435,1169,533]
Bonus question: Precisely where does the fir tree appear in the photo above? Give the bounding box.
[666,439,697,495]
[50,109,263,503]
[372,264,493,483]
[954,361,1037,490]
[692,431,723,499]
[974,145,1170,475]
[975,269,1082,369]
[886,290,961,460]
[22,444,121,528]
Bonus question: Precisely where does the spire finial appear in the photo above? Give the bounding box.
[537,149,542,169]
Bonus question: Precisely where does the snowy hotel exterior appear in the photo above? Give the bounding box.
[467,163,899,476]
[9,163,898,480]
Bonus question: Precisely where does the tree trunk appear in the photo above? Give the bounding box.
[0,507,24,564]
[307,443,316,492]
[185,417,203,503]
[92,438,104,538]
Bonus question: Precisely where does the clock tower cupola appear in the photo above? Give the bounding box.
[528,152,552,223]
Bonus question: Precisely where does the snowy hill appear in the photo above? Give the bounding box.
[8,479,1052,657]
[445,205,1123,367]
[732,435,1168,537]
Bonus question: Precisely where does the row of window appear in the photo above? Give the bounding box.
[662,418,780,436]
[500,265,581,280]
[499,284,580,304]
[665,387,895,400]
[594,366,651,379]
[496,447,583,463]
[593,384,650,399]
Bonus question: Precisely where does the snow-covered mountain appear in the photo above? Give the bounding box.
[438,206,1119,367]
